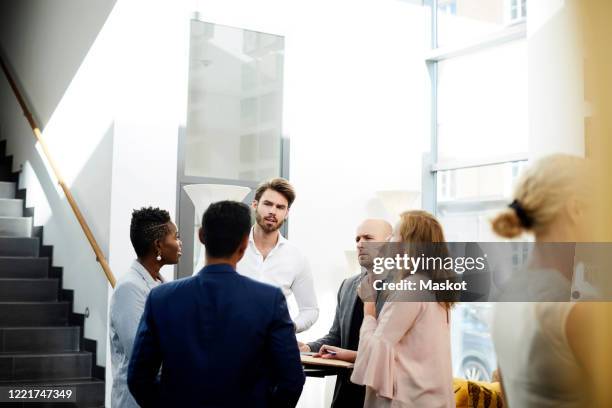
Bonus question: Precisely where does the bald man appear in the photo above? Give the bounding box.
[299,219,392,408]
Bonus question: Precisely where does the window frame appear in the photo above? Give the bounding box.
[424,0,529,382]
[423,1,528,217]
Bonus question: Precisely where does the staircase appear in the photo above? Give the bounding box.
[0,140,105,407]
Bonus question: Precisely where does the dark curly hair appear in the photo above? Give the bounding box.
[130,207,171,258]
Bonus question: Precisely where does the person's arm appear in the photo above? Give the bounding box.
[306,279,345,353]
[291,258,319,333]
[566,303,598,380]
[128,293,162,407]
[350,302,423,399]
[571,303,612,406]
[111,282,146,360]
[266,288,306,407]
[315,345,357,363]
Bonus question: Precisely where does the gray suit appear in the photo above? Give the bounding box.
[308,273,366,408]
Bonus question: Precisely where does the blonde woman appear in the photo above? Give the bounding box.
[491,154,595,408]
[350,210,456,408]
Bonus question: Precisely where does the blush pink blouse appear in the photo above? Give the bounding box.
[350,301,455,407]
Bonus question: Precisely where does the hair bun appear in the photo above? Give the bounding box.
[491,209,524,238]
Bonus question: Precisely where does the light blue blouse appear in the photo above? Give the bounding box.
[109,260,162,408]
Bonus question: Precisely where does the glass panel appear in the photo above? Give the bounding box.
[436,162,525,204]
[436,161,528,241]
[185,20,284,181]
[437,39,527,163]
[437,162,528,380]
[184,184,252,273]
[451,303,496,381]
[436,0,526,48]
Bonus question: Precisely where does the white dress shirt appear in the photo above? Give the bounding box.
[109,260,162,408]
[237,227,318,333]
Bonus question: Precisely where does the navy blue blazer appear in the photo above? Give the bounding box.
[128,263,305,408]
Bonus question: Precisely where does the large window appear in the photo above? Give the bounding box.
[426,0,528,381]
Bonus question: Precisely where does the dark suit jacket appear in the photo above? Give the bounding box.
[128,263,305,408]
[307,273,368,408]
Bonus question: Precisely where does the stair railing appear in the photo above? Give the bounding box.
[0,55,117,288]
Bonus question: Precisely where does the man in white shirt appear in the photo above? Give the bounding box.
[237,177,318,333]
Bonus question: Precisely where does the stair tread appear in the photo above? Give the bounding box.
[0,215,33,238]
[0,256,46,260]
[0,237,40,257]
[0,301,69,304]
[0,326,78,330]
[0,377,104,385]
[0,351,91,356]
[0,257,49,279]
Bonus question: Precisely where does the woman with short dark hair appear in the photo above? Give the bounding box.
[109,207,182,408]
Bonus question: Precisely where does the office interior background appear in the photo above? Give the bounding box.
[0,0,607,406]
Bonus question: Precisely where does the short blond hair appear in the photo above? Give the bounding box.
[492,154,590,238]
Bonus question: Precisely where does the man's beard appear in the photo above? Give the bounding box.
[358,254,373,268]
[255,211,285,233]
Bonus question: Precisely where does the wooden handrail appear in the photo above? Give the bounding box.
[0,56,117,288]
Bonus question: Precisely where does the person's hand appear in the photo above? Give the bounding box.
[363,301,376,318]
[298,341,311,352]
[356,272,377,303]
[314,345,357,363]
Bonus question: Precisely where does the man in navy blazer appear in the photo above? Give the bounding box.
[128,200,305,407]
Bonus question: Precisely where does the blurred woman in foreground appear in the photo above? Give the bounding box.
[492,154,596,408]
